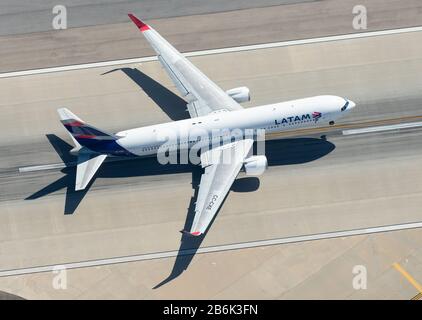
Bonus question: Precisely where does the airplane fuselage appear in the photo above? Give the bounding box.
[100,95,354,158]
[54,14,358,234]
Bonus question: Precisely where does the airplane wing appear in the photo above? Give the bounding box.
[128,14,243,118]
[188,139,254,236]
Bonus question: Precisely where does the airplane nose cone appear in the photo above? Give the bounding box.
[340,99,356,112]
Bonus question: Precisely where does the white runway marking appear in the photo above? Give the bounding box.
[1,220,422,277]
[342,121,422,135]
[1,26,422,79]
[19,163,66,173]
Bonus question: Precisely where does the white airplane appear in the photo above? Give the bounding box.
[57,13,355,236]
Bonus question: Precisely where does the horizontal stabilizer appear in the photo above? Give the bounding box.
[75,153,107,191]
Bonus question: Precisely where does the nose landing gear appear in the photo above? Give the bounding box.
[329,121,335,126]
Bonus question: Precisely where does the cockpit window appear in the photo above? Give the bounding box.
[341,100,349,112]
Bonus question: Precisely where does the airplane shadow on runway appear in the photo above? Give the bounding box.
[25,134,335,288]
[152,137,336,288]
[26,68,335,287]
[102,67,190,121]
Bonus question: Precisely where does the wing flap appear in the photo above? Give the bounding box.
[157,55,189,97]
[187,100,213,118]
[190,139,254,235]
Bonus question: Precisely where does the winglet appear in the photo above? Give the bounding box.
[128,14,150,32]
[180,230,202,237]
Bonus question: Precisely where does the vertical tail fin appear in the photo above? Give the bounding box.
[57,108,118,146]
[57,108,113,191]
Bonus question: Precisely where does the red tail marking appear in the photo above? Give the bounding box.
[75,134,96,139]
[65,121,84,127]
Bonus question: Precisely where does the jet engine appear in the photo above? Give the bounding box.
[243,156,268,176]
[226,87,250,103]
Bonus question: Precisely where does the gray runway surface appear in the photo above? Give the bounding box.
[1,29,422,272]
[1,0,422,72]
[0,0,309,36]
[1,2,422,299]
[0,290,24,300]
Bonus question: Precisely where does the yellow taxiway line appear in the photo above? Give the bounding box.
[393,262,422,299]
[411,292,422,301]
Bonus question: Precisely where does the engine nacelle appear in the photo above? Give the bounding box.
[226,86,250,103]
[243,156,268,176]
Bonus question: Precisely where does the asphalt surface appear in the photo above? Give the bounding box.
[1,0,422,72]
[0,290,24,300]
[1,29,422,271]
[0,0,310,35]
[1,1,422,299]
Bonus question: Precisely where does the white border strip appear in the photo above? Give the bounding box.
[343,121,422,135]
[19,163,66,173]
[1,220,422,277]
[2,26,422,79]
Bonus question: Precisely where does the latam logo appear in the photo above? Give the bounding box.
[312,112,322,120]
[274,112,322,125]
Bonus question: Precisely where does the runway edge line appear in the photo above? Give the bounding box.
[1,26,422,79]
[1,220,422,277]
